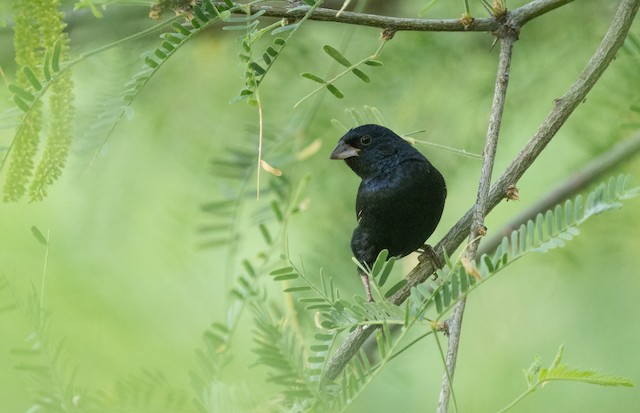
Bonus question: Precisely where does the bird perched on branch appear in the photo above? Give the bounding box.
[330,124,447,301]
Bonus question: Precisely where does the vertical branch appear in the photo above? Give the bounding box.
[436,26,518,413]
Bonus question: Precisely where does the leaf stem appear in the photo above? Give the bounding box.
[496,388,535,413]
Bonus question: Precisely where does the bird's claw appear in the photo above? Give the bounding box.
[418,244,442,268]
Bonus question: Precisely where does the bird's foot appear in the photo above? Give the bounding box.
[359,270,375,302]
[418,244,443,269]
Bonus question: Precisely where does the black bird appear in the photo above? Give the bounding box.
[330,124,447,301]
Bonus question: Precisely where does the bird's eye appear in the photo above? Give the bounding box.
[360,135,372,146]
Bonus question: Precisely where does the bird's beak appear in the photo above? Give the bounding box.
[330,141,360,160]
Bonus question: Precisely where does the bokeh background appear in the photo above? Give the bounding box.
[1,0,640,411]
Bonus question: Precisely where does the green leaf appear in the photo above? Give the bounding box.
[242,260,256,277]
[524,356,542,388]
[301,72,325,83]
[250,62,266,76]
[270,267,294,276]
[8,84,35,101]
[13,95,30,112]
[144,56,159,68]
[266,46,278,57]
[434,291,443,314]
[371,249,388,278]
[173,22,192,36]
[549,344,564,370]
[271,200,284,222]
[459,266,469,292]
[43,51,52,81]
[202,0,217,15]
[531,345,634,388]
[31,226,47,246]
[154,48,168,59]
[272,24,298,35]
[442,282,451,307]
[323,45,352,66]
[450,267,460,298]
[326,84,344,99]
[283,286,311,293]
[193,6,209,23]
[258,223,272,244]
[384,279,406,298]
[306,304,331,310]
[164,33,184,45]
[273,37,286,46]
[364,59,383,66]
[241,39,251,53]
[22,66,42,91]
[161,41,175,51]
[351,68,370,83]
[378,257,395,287]
[273,273,298,281]
[52,39,62,72]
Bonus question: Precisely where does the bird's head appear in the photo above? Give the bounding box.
[330,124,412,178]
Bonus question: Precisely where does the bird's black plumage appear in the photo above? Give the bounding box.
[330,124,447,300]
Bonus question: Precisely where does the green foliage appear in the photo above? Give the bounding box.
[231,1,325,105]
[261,175,638,412]
[94,369,190,412]
[251,301,314,403]
[266,175,639,364]
[296,41,386,107]
[2,279,82,412]
[3,0,74,202]
[192,157,313,411]
[415,175,639,321]
[2,2,639,412]
[100,1,230,137]
[498,344,634,413]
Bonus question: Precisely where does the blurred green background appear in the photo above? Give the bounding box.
[1,0,640,411]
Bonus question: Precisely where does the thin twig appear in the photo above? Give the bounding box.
[322,0,640,384]
[220,0,573,33]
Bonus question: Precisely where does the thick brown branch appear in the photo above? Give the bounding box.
[322,0,640,384]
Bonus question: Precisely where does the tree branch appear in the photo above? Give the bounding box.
[478,132,640,257]
[436,24,517,413]
[322,0,640,384]
[227,0,574,33]
[509,0,574,26]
